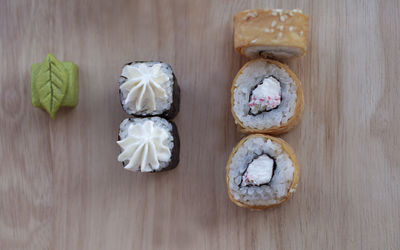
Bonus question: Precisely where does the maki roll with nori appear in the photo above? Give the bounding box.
[119,61,180,119]
[226,134,299,209]
[231,58,304,135]
[117,117,180,172]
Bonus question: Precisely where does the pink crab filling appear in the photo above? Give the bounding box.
[249,76,281,114]
[242,155,274,186]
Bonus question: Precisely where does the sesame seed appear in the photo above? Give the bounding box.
[277,25,284,31]
[300,30,304,36]
[251,39,257,44]
[289,26,294,31]
[249,12,258,17]
[293,9,303,13]
[264,28,274,33]
[280,15,287,22]
[271,20,277,27]
[289,11,294,16]
[272,11,277,16]
[243,11,258,20]
[277,32,283,39]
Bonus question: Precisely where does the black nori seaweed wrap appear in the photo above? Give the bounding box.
[159,120,180,171]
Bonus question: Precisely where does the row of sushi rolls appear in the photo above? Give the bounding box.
[30,8,308,210]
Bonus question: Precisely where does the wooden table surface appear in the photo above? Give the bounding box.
[1,0,399,249]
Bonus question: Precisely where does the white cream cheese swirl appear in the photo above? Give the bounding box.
[120,63,171,112]
[117,120,171,172]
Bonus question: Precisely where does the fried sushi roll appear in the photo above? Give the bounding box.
[119,61,180,119]
[226,134,299,209]
[234,9,309,59]
[117,117,180,172]
[231,58,304,135]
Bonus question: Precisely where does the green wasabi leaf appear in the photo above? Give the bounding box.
[34,54,69,118]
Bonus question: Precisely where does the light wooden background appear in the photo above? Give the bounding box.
[1,0,399,249]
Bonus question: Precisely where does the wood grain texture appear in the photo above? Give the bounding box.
[0,0,399,249]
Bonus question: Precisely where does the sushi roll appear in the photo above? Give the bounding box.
[226,134,299,209]
[119,61,180,119]
[234,9,309,59]
[231,58,304,135]
[117,117,180,172]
